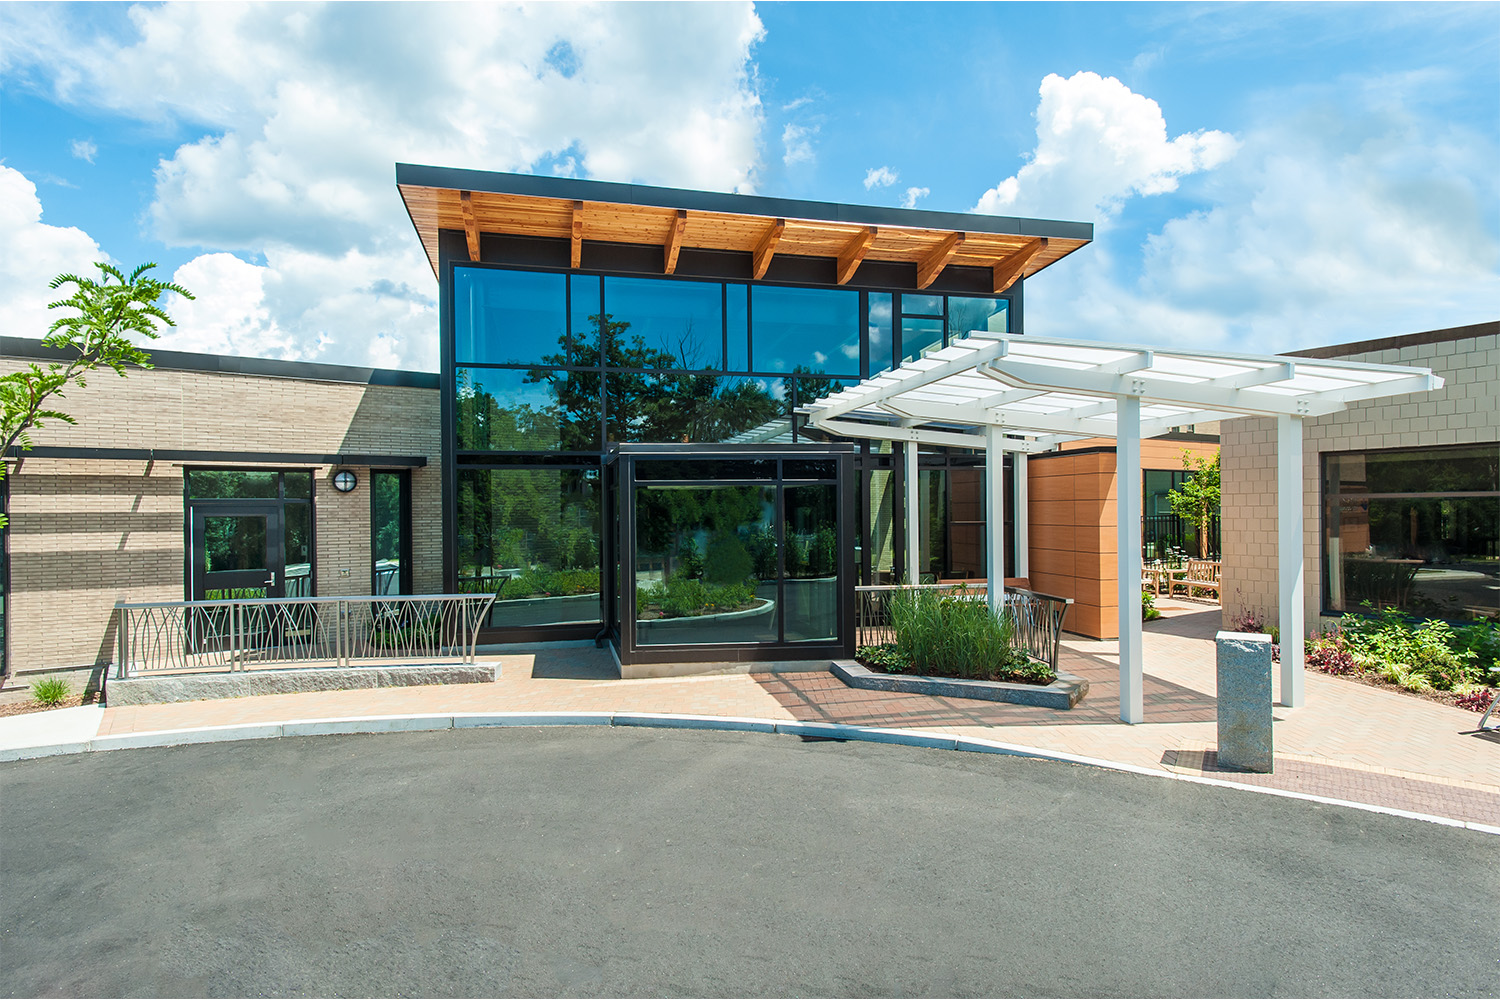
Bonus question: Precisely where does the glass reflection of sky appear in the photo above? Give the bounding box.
[455,267,567,365]
[750,285,859,377]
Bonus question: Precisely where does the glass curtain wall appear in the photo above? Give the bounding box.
[1323,443,1499,620]
[451,262,1011,632]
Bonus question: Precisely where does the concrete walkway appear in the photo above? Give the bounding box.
[3,599,1495,826]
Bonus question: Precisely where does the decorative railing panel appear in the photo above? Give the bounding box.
[114,594,498,678]
[854,583,1073,673]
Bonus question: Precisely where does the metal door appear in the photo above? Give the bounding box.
[190,504,286,601]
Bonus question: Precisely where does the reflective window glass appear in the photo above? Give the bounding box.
[283,472,312,500]
[1328,446,1499,496]
[284,504,312,596]
[901,316,943,363]
[456,469,601,627]
[947,296,1008,340]
[784,484,839,641]
[603,276,723,371]
[187,470,278,499]
[634,484,778,645]
[606,372,785,444]
[454,268,568,365]
[569,276,603,366]
[749,286,860,377]
[902,293,943,315]
[726,284,749,372]
[635,459,777,481]
[868,293,893,376]
[457,368,601,452]
[203,516,267,572]
[371,471,405,596]
[784,459,837,480]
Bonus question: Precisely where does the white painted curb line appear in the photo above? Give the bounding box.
[2,711,1494,836]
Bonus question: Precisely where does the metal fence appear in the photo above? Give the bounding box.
[854,583,1073,673]
[114,593,499,678]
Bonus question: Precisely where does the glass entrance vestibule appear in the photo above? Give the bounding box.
[605,444,856,666]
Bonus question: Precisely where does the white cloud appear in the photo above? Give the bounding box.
[783,122,817,166]
[1021,77,1500,353]
[0,166,105,339]
[69,138,96,163]
[974,71,1237,223]
[0,3,767,369]
[864,166,898,190]
[901,186,929,209]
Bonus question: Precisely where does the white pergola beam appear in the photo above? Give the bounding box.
[1117,395,1144,725]
[1013,452,1029,580]
[905,441,920,584]
[809,336,1009,422]
[1278,414,1306,708]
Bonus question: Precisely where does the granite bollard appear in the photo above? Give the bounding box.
[1216,630,1273,773]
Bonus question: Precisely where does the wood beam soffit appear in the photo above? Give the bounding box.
[459,191,481,262]
[916,231,966,289]
[753,219,786,280]
[836,227,877,285]
[663,210,688,275]
[991,237,1047,294]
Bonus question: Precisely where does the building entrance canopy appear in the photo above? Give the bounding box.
[803,332,1445,723]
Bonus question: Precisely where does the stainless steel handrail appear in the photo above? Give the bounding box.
[114,593,499,679]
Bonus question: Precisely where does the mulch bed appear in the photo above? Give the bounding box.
[0,694,100,719]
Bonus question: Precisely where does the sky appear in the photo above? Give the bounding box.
[1,1,1496,372]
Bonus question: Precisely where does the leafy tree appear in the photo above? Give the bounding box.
[0,263,192,528]
[1167,449,1221,559]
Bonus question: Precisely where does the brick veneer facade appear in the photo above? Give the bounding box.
[1,344,441,673]
[1220,321,1500,631]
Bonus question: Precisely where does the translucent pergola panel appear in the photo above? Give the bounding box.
[803,331,1443,725]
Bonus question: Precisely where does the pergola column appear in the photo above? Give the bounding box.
[1277,414,1306,707]
[905,441,920,584]
[1013,452,1029,580]
[1116,395,1144,724]
[985,425,1006,615]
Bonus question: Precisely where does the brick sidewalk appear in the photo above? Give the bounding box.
[84,602,1498,827]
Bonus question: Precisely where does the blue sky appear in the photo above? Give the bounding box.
[1,1,1495,370]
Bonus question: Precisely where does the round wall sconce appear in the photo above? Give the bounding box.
[332,469,358,493]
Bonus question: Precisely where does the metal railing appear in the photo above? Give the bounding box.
[1143,513,1221,561]
[114,593,499,678]
[854,583,1073,673]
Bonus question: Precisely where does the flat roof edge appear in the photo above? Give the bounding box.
[395,162,1094,243]
[1292,320,1499,360]
[0,337,440,389]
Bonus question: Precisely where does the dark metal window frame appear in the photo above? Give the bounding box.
[182,467,317,601]
[370,469,413,596]
[606,443,856,666]
[1319,441,1500,620]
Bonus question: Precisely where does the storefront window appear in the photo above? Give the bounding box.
[455,469,601,627]
[749,285,860,377]
[1323,444,1500,620]
[603,276,724,371]
[456,368,600,452]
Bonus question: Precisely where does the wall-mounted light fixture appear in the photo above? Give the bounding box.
[332,469,358,493]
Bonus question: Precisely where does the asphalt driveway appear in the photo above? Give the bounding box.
[2,727,1495,998]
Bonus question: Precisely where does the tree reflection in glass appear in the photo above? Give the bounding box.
[635,484,779,645]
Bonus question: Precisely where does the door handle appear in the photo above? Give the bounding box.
[266,571,276,587]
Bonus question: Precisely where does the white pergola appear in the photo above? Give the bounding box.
[804,332,1444,723]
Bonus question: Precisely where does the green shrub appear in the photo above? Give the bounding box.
[884,588,1052,684]
[636,577,758,619]
[31,677,70,706]
[1142,590,1161,621]
[1339,608,1483,691]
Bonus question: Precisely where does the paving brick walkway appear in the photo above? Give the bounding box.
[39,599,1495,828]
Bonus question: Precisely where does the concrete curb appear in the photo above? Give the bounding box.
[1,711,1494,836]
[832,659,1089,709]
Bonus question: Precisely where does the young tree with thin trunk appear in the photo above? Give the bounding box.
[0,262,192,527]
[1167,449,1221,559]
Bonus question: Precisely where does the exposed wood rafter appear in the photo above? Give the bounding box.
[991,237,1047,293]
[663,210,688,274]
[458,191,481,262]
[570,200,585,268]
[836,227,877,285]
[752,219,785,280]
[916,232,966,289]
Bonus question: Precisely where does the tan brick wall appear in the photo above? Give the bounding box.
[1221,331,1500,632]
[1,358,442,672]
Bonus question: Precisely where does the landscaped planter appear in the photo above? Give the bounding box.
[831,659,1089,710]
